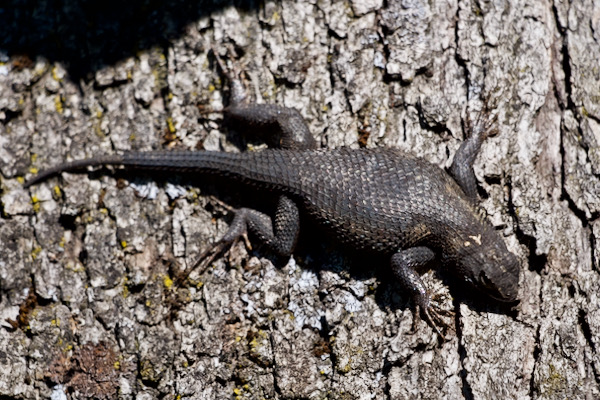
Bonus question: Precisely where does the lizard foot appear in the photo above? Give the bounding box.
[174,201,253,286]
[413,291,454,341]
[468,110,498,140]
[175,230,252,287]
[197,46,246,115]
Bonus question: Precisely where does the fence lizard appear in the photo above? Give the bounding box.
[25,53,520,337]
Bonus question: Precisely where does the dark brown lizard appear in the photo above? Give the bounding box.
[25,54,520,337]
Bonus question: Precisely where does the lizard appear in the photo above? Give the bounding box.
[24,52,520,336]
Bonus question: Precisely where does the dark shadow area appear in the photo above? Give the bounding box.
[0,0,259,82]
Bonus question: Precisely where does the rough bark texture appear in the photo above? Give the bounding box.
[1,0,599,399]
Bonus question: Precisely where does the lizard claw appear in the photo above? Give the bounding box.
[411,290,454,341]
[210,45,248,107]
[240,232,252,251]
[174,204,250,286]
[175,234,245,287]
[207,195,236,213]
[174,241,224,287]
[197,103,223,115]
[468,111,498,140]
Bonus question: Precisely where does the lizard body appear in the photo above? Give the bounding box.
[25,55,520,335]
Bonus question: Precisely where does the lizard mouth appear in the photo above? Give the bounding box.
[480,273,519,303]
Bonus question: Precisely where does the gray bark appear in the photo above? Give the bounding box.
[0,0,599,398]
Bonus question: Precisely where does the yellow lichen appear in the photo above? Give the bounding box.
[122,278,130,298]
[51,66,62,81]
[94,123,104,137]
[339,359,352,373]
[31,195,40,213]
[582,106,589,117]
[166,117,176,133]
[54,95,64,114]
[163,275,173,289]
[139,360,157,382]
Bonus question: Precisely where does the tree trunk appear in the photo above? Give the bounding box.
[0,0,598,398]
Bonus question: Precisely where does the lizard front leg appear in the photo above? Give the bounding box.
[449,113,497,201]
[179,51,312,282]
[390,247,452,338]
[226,104,318,150]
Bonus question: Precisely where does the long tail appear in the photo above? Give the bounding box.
[24,150,299,190]
[24,155,124,188]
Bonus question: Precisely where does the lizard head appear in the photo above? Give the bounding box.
[455,231,520,303]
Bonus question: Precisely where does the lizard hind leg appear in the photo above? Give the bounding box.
[179,195,301,284]
[211,46,248,107]
[180,50,307,284]
[211,48,317,151]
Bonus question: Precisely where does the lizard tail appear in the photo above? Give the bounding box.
[23,155,124,188]
[24,150,301,190]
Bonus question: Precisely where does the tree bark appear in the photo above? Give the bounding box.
[0,0,599,398]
